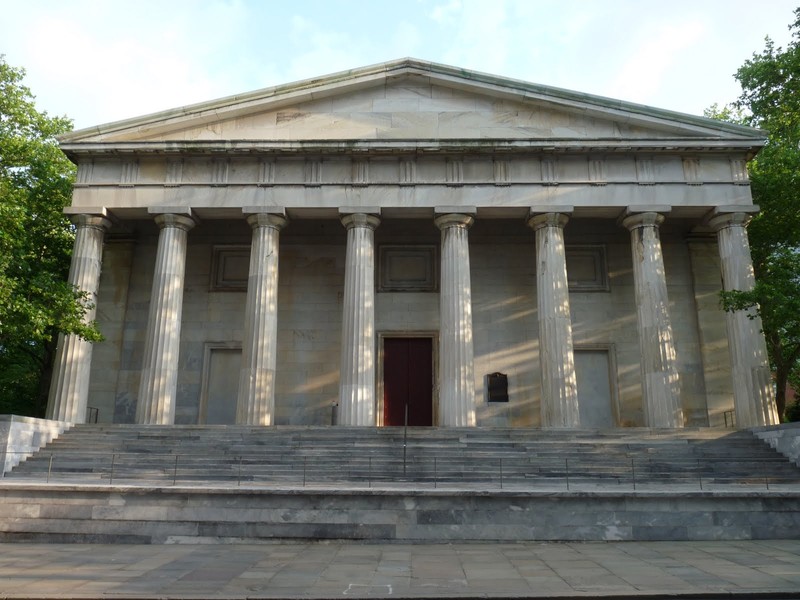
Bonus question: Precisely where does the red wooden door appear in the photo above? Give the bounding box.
[383,338,433,426]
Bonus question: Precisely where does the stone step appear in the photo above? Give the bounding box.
[8,425,800,487]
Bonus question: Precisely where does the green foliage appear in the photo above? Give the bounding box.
[714,10,800,418]
[785,400,800,422]
[703,103,746,124]
[0,56,100,416]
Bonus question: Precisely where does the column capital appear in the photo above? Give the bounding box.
[70,213,113,232]
[707,211,753,232]
[435,213,474,230]
[246,213,288,231]
[154,213,197,232]
[341,213,380,230]
[527,211,570,231]
[621,211,665,231]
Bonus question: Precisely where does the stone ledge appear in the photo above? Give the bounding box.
[0,416,71,474]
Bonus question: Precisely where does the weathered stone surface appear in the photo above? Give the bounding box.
[436,212,477,427]
[622,211,683,428]
[528,211,579,427]
[236,212,287,425]
[709,210,778,427]
[137,212,196,425]
[47,214,111,423]
[338,212,380,426]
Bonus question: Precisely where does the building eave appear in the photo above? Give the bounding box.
[60,138,765,162]
[58,58,767,144]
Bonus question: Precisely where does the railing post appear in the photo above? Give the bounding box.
[698,459,703,490]
[434,456,437,489]
[303,456,307,488]
[499,458,503,490]
[631,458,636,491]
[565,457,569,491]
[172,455,178,486]
[47,453,54,483]
[109,453,116,484]
[403,403,408,477]
[369,456,372,489]
[237,456,242,487]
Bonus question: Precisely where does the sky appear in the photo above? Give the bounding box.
[1,0,798,131]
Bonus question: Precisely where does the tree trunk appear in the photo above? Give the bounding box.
[775,365,788,420]
[34,338,57,418]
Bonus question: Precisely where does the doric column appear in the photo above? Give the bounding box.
[46,211,112,422]
[527,210,579,428]
[622,209,683,428]
[237,211,288,425]
[435,209,477,427]
[338,210,380,426]
[136,211,196,425]
[708,208,778,427]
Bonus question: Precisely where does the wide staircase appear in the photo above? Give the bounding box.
[1,425,799,543]
[4,425,800,488]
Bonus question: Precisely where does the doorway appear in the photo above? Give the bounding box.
[383,337,434,426]
[574,347,617,428]
[199,345,242,424]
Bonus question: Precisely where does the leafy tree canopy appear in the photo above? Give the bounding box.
[708,10,800,418]
[0,56,100,416]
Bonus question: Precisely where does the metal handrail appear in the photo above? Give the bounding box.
[2,449,798,491]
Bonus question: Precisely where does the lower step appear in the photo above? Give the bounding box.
[1,485,798,543]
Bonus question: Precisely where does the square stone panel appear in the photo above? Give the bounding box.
[566,245,609,292]
[211,245,250,291]
[379,245,437,292]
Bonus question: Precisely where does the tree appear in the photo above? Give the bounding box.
[0,56,101,416]
[708,10,800,418]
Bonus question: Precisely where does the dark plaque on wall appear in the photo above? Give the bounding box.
[487,372,509,403]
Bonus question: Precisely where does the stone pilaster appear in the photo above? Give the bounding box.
[622,210,683,428]
[136,212,196,425]
[46,213,112,423]
[527,211,579,428]
[708,210,778,427]
[435,211,477,427]
[236,212,288,425]
[338,211,380,426]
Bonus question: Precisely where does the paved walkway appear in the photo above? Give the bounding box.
[0,540,799,598]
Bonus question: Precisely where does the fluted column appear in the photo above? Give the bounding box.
[528,211,579,427]
[46,212,112,422]
[136,212,196,425]
[435,211,476,427]
[338,211,380,426]
[622,210,683,428]
[708,210,778,427]
[237,212,288,425]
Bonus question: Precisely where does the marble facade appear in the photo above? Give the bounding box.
[49,59,778,429]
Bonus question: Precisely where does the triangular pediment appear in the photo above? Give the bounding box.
[61,59,764,147]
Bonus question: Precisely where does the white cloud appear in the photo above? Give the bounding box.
[604,21,706,106]
[392,21,423,59]
[1,0,798,127]
[429,0,463,24]
[438,0,511,72]
[286,16,367,81]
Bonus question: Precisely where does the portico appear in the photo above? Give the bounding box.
[47,59,778,430]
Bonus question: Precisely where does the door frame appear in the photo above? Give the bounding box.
[573,343,621,428]
[198,341,242,424]
[377,331,438,427]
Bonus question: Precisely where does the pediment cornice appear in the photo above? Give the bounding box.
[60,58,766,148]
[60,137,763,160]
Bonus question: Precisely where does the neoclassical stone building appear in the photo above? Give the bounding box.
[48,59,778,430]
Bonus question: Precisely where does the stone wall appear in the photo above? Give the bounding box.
[0,415,70,474]
[1,486,796,542]
[89,216,730,427]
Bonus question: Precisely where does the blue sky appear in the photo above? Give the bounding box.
[1,0,797,130]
